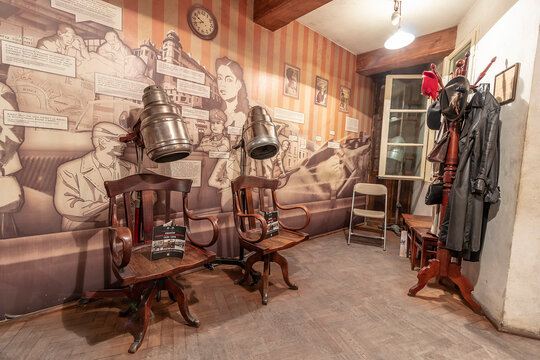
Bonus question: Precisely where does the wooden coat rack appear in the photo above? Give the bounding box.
[407,55,496,314]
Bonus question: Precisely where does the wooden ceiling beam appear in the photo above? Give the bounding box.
[254,0,332,31]
[356,27,457,76]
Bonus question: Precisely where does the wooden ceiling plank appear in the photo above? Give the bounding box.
[254,0,332,31]
[356,27,457,76]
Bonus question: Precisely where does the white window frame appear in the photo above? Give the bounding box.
[442,28,479,84]
[378,74,429,181]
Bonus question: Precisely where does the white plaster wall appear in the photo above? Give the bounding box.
[503,28,540,336]
[455,0,519,46]
[456,0,540,328]
[410,180,430,216]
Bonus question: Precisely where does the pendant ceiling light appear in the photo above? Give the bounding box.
[390,0,401,25]
[384,0,415,50]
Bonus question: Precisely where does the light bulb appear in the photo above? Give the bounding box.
[384,29,415,50]
[391,11,401,26]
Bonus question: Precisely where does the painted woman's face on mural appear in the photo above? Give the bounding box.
[217,65,242,102]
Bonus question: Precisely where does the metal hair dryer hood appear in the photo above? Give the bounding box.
[138,85,192,163]
[242,106,280,160]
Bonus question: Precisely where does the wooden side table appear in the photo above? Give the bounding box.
[410,228,438,270]
[401,214,432,260]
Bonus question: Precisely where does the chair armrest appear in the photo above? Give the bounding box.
[184,207,219,248]
[108,226,132,269]
[272,193,310,231]
[235,212,267,243]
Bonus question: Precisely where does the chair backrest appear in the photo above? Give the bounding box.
[105,173,192,245]
[231,176,279,231]
[353,183,387,196]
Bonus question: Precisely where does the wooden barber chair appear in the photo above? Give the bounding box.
[105,173,218,353]
[231,176,310,305]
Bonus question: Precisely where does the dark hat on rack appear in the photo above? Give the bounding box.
[440,75,470,121]
[426,100,442,130]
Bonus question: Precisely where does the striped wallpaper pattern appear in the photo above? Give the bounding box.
[114,0,373,143]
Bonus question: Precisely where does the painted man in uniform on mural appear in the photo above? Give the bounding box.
[198,109,230,153]
[54,122,136,231]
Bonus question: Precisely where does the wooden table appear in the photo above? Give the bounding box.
[410,227,438,270]
[401,214,432,261]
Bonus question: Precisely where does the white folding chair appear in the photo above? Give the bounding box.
[347,183,388,250]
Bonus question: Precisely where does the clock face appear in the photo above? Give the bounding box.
[188,5,218,40]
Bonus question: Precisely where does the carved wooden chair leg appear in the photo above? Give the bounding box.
[448,263,483,314]
[272,252,298,290]
[119,302,138,318]
[261,255,270,305]
[235,252,261,286]
[120,282,146,317]
[408,259,440,296]
[248,267,262,286]
[165,277,200,328]
[126,280,158,353]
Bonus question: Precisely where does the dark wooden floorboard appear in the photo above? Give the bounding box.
[1,230,539,359]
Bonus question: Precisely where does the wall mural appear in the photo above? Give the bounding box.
[0,0,373,240]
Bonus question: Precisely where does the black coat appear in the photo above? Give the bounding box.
[439,87,500,261]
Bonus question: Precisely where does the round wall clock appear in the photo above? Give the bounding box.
[187,4,218,40]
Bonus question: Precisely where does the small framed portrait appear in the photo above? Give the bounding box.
[494,63,520,105]
[314,76,328,106]
[283,63,300,98]
[339,86,351,113]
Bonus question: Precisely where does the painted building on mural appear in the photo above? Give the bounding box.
[0,0,373,240]
[159,30,220,108]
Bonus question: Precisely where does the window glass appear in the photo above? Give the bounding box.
[387,112,425,144]
[385,145,423,177]
[379,75,429,180]
[449,42,471,74]
[390,78,427,110]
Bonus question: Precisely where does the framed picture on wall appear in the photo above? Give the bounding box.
[494,63,520,105]
[314,76,328,106]
[283,63,300,98]
[339,86,350,113]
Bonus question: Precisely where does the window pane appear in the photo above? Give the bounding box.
[450,42,471,74]
[390,78,427,110]
[385,145,423,177]
[387,112,426,144]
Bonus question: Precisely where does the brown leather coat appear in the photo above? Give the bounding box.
[440,87,501,261]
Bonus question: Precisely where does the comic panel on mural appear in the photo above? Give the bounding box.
[0,0,370,239]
